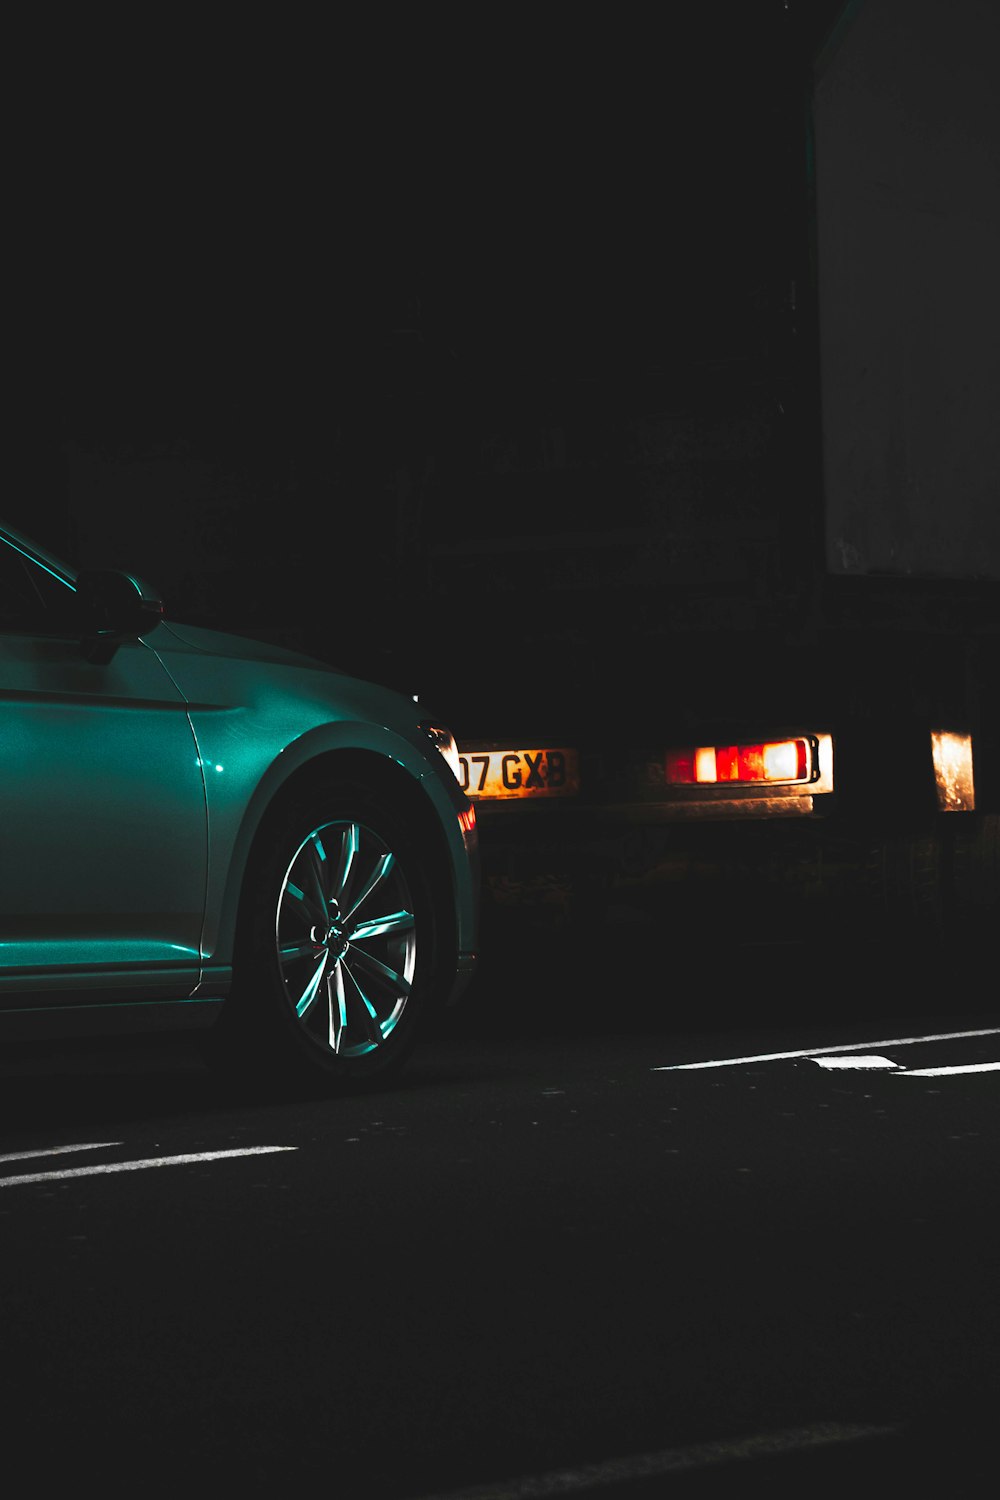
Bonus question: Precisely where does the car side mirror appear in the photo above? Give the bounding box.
[76,569,165,665]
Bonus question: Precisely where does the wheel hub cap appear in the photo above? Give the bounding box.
[309,896,349,958]
[311,919,349,958]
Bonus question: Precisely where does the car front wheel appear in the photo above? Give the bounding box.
[218,780,439,1091]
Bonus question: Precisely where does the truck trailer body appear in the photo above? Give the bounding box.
[412,0,999,953]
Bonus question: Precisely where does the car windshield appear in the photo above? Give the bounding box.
[0,524,77,585]
[0,527,79,633]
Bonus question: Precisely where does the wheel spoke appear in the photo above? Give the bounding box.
[345,851,395,922]
[328,962,348,1053]
[350,908,415,942]
[331,825,360,906]
[343,961,384,1044]
[349,944,411,997]
[279,940,321,964]
[295,951,329,1019]
[284,879,324,929]
[303,835,330,921]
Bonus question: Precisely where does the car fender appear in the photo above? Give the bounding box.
[198,716,471,976]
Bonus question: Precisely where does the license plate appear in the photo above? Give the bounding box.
[457,746,580,800]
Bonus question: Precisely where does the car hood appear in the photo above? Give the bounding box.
[157,620,339,673]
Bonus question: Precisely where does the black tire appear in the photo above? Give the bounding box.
[213,778,441,1093]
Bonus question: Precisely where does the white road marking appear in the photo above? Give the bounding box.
[405,1421,898,1499]
[811,1055,900,1070]
[652,1026,1000,1071]
[810,1056,1000,1074]
[0,1146,297,1187]
[896,1061,1000,1077]
[0,1142,123,1164]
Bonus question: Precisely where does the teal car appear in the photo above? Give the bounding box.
[0,522,479,1088]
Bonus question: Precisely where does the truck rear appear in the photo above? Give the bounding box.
[408,0,998,958]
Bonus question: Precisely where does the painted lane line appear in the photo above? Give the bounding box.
[0,1142,124,1164]
[405,1421,899,1500]
[810,1057,1000,1075]
[0,1146,297,1187]
[652,1025,1000,1071]
[811,1055,900,1070]
[896,1061,1000,1077]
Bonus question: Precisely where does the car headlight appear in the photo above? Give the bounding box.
[420,721,462,783]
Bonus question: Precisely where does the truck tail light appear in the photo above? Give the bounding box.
[665,738,811,786]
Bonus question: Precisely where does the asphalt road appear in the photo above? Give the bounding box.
[1,928,997,1498]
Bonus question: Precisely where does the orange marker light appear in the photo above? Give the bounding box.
[931,731,975,811]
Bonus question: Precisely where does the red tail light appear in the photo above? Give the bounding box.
[665,738,810,786]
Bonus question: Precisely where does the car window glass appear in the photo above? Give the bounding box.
[0,538,79,634]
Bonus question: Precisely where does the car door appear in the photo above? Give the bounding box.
[0,535,208,998]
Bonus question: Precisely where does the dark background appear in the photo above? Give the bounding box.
[14,2,846,691]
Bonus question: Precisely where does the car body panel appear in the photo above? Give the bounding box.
[0,628,207,989]
[0,523,479,1043]
[154,621,479,972]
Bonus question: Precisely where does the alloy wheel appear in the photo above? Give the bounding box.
[275,819,417,1058]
